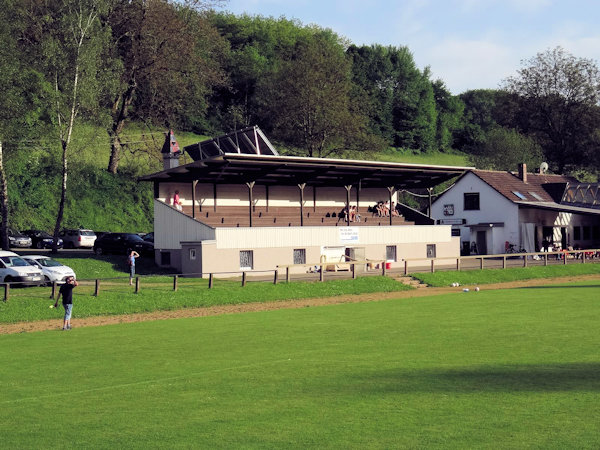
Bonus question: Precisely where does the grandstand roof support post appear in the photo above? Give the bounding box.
[345,185,352,226]
[213,183,217,212]
[247,181,255,227]
[356,180,362,218]
[192,180,198,218]
[387,187,395,226]
[313,186,317,212]
[427,187,433,218]
[266,185,270,212]
[298,183,306,226]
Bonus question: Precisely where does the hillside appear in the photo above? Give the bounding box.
[6,123,469,234]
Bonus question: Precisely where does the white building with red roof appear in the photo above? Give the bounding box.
[431,164,600,255]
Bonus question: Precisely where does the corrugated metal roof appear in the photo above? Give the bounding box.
[141,152,473,190]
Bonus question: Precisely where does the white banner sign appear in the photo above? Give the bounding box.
[339,227,359,243]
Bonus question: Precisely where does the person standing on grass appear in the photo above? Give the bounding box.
[127,248,140,285]
[54,276,78,330]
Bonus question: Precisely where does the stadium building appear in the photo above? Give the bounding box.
[140,127,472,276]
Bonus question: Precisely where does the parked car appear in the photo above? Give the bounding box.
[142,232,154,243]
[22,255,76,284]
[22,230,64,249]
[0,251,44,286]
[94,231,109,240]
[59,228,97,249]
[8,229,32,248]
[93,233,154,256]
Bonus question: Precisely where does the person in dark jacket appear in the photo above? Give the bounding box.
[54,276,78,330]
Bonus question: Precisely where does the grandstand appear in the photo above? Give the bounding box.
[140,127,472,276]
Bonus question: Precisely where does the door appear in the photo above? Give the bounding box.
[476,230,487,255]
[561,227,567,249]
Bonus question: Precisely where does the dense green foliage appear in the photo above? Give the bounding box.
[2,280,599,447]
[1,2,599,234]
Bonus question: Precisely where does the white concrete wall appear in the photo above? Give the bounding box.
[153,200,215,269]
[431,173,519,254]
[214,225,452,249]
[179,232,459,277]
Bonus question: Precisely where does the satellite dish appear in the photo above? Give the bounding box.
[540,162,549,174]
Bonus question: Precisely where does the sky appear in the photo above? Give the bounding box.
[216,0,600,94]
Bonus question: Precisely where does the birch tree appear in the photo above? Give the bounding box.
[18,0,111,251]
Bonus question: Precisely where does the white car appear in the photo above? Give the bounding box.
[22,255,76,285]
[0,251,44,286]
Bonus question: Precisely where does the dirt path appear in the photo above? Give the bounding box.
[1,275,597,335]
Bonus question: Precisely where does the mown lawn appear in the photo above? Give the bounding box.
[1,280,599,448]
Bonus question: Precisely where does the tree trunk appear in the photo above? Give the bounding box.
[0,141,9,250]
[52,140,68,254]
[107,82,136,174]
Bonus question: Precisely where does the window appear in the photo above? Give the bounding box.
[386,245,397,262]
[529,192,544,201]
[512,191,527,200]
[293,249,306,265]
[160,252,171,266]
[573,226,581,241]
[240,250,254,270]
[593,226,600,240]
[189,248,196,260]
[583,226,591,240]
[464,193,480,210]
[451,228,461,237]
[426,244,437,258]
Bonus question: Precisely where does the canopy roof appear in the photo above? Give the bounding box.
[141,152,471,190]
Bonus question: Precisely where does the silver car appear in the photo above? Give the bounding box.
[22,255,76,284]
[59,229,97,249]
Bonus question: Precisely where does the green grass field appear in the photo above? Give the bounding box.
[1,279,599,448]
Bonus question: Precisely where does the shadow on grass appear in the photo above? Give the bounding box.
[361,363,600,393]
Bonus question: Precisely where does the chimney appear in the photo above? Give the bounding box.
[161,130,181,170]
[518,163,527,184]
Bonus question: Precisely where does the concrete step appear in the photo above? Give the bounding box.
[396,276,428,288]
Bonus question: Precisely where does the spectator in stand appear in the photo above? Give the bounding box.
[391,202,400,217]
[349,205,356,222]
[173,190,182,211]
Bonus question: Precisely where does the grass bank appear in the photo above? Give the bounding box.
[411,263,600,287]
[0,275,410,324]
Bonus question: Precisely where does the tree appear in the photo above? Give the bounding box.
[503,47,600,173]
[261,31,379,158]
[432,79,464,152]
[207,13,311,133]
[347,44,402,143]
[105,0,227,173]
[468,127,543,171]
[17,0,112,251]
[392,64,437,152]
